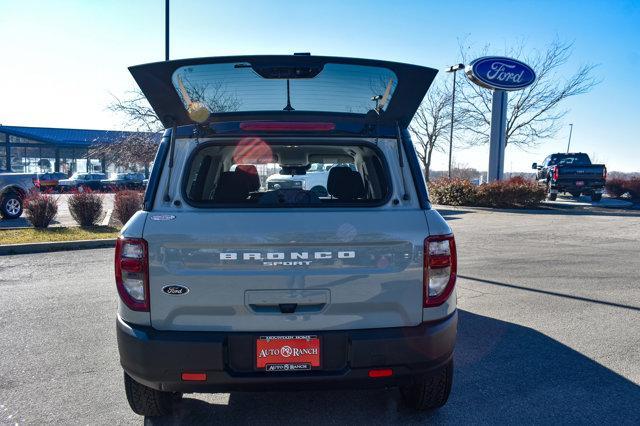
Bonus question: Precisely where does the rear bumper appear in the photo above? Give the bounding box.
[117,311,457,392]
[549,180,605,193]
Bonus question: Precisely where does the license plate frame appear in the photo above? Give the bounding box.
[256,335,321,372]
[575,180,585,186]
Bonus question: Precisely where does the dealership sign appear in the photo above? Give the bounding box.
[465,56,536,91]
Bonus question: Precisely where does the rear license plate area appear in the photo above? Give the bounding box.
[575,181,585,186]
[256,335,320,371]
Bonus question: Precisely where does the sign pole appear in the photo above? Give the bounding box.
[465,56,536,183]
[165,0,170,61]
[488,89,507,182]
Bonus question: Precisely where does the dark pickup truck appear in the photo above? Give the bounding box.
[532,153,606,202]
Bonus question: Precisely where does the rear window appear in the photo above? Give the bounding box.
[171,63,398,116]
[550,154,591,166]
[183,140,390,207]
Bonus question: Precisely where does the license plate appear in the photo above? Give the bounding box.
[575,181,584,186]
[256,335,320,371]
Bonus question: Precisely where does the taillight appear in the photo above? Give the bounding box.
[239,121,336,132]
[552,166,559,181]
[603,167,607,180]
[424,235,457,307]
[115,237,149,311]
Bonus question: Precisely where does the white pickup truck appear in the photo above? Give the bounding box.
[266,163,355,197]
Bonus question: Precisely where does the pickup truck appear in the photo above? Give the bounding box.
[0,172,37,219]
[532,153,606,202]
[265,163,355,197]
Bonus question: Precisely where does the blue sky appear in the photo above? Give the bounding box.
[0,0,638,171]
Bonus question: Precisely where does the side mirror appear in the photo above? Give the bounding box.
[531,163,538,170]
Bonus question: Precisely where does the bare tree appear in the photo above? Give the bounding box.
[107,89,163,133]
[410,84,456,181]
[456,38,601,147]
[89,133,159,173]
[178,77,241,113]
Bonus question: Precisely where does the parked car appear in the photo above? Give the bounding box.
[35,172,68,191]
[0,172,37,219]
[101,172,146,191]
[58,172,106,192]
[532,153,607,201]
[116,55,457,417]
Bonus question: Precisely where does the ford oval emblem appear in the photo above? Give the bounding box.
[162,285,190,296]
[466,56,536,91]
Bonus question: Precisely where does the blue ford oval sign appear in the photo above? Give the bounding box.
[466,56,536,91]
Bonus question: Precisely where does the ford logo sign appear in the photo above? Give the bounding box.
[466,56,536,91]
[162,285,190,296]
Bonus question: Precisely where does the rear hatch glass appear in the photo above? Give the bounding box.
[173,63,398,115]
[183,140,390,207]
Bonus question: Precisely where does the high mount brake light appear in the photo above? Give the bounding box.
[423,234,457,307]
[553,166,559,181]
[115,238,150,311]
[239,122,336,132]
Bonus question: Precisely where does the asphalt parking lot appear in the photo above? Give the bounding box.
[1,207,639,424]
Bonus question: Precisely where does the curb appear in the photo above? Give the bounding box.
[0,238,116,256]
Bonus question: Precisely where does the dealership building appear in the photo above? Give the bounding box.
[0,125,160,175]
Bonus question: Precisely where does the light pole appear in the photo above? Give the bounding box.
[566,123,573,153]
[165,0,170,61]
[446,63,465,178]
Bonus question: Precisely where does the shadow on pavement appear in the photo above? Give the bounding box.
[144,310,640,425]
[460,275,640,312]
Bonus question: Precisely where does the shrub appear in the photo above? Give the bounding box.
[24,191,58,228]
[624,178,640,200]
[476,177,546,208]
[428,177,545,208]
[605,179,627,198]
[428,178,478,206]
[606,178,640,200]
[68,190,103,227]
[114,190,144,225]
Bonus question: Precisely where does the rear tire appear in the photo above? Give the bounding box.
[124,372,180,417]
[400,359,453,411]
[546,192,557,201]
[591,193,602,202]
[1,191,23,219]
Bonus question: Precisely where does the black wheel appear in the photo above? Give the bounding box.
[591,193,602,202]
[1,191,23,219]
[545,183,557,201]
[400,359,453,411]
[124,372,180,417]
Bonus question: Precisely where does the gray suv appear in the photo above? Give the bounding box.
[116,55,457,417]
[0,172,36,219]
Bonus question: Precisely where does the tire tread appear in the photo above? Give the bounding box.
[124,372,174,417]
[400,359,453,411]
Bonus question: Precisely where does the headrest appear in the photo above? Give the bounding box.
[213,171,249,202]
[235,164,260,192]
[327,167,365,200]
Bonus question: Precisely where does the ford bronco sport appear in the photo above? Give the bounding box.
[116,55,457,417]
